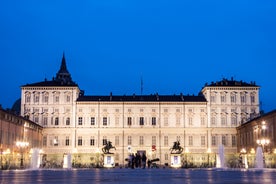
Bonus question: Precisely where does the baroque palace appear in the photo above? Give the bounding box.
[20,54,260,167]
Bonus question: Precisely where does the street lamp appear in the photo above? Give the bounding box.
[256,139,270,152]
[16,141,29,168]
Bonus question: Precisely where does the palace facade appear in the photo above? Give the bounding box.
[20,54,260,167]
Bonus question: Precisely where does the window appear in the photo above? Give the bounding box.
[127,117,132,126]
[188,117,193,126]
[54,136,58,146]
[43,136,47,146]
[55,96,59,103]
[127,136,132,145]
[66,117,70,125]
[55,117,59,125]
[251,95,255,103]
[221,95,225,103]
[211,136,216,146]
[200,117,205,126]
[232,135,236,147]
[241,95,246,103]
[66,95,70,102]
[26,95,31,103]
[43,117,48,126]
[35,95,39,103]
[165,153,169,160]
[230,95,236,103]
[78,117,83,125]
[152,117,156,126]
[231,116,237,126]
[115,136,119,146]
[139,117,144,126]
[221,116,226,126]
[188,136,193,146]
[222,135,227,146]
[34,116,39,123]
[152,136,156,146]
[164,136,168,146]
[201,136,206,146]
[91,117,95,125]
[164,117,168,126]
[103,137,107,145]
[139,136,144,146]
[103,117,107,126]
[78,136,82,146]
[211,116,216,126]
[65,136,70,146]
[176,117,180,126]
[115,117,119,126]
[211,95,215,103]
[90,137,95,146]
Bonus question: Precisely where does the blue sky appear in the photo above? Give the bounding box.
[0,0,275,112]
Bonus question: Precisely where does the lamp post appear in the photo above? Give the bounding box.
[16,141,29,168]
[256,139,270,152]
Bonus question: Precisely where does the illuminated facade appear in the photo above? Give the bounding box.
[20,54,260,167]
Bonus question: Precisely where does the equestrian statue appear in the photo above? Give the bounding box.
[169,141,183,154]
[102,141,116,154]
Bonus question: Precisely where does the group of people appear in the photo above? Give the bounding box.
[128,152,148,169]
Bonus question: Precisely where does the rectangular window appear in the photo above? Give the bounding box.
[211,136,216,146]
[139,117,144,126]
[231,95,236,103]
[115,136,119,146]
[90,137,95,146]
[222,135,227,146]
[66,117,70,125]
[55,117,59,125]
[164,136,168,146]
[211,96,215,102]
[176,117,180,126]
[232,135,236,147]
[26,96,31,103]
[65,136,70,146]
[188,136,193,146]
[201,136,205,146]
[200,117,205,126]
[127,117,132,126]
[103,117,107,126]
[152,117,156,126]
[55,96,59,103]
[78,136,82,146]
[251,95,255,103]
[91,117,95,125]
[221,117,226,126]
[152,136,156,146]
[78,117,83,125]
[115,117,119,126]
[43,117,48,126]
[35,95,39,103]
[231,116,237,126]
[211,116,216,126]
[66,95,70,102]
[221,95,225,103]
[188,117,193,126]
[241,95,246,103]
[139,136,144,146]
[127,136,132,145]
[103,137,107,145]
[54,136,58,146]
[43,136,47,146]
[164,117,168,126]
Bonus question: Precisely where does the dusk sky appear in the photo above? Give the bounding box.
[0,0,275,112]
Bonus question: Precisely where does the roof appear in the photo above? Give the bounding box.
[22,79,78,87]
[204,78,259,87]
[77,94,207,102]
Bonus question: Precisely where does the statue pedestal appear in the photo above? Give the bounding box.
[103,154,115,168]
[170,154,181,168]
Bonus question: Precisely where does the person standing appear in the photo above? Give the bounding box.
[141,153,147,169]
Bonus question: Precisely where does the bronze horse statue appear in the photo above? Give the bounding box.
[170,141,183,154]
[102,141,116,154]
